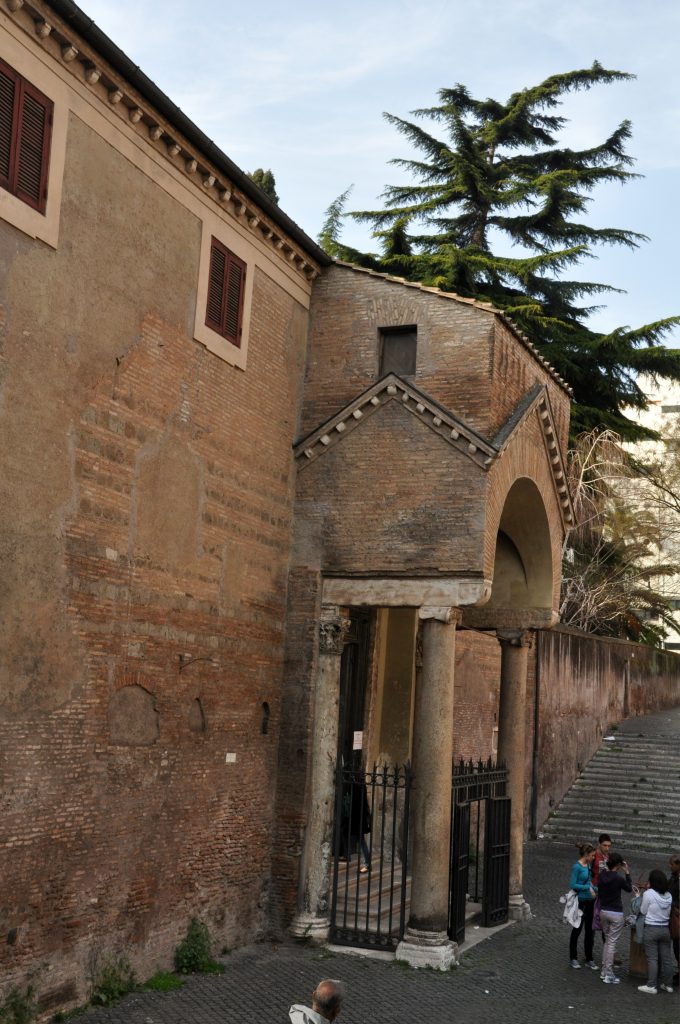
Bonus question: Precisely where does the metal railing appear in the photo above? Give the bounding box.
[449,758,509,943]
[330,761,413,950]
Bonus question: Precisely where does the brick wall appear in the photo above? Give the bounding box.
[0,115,310,1007]
[303,265,570,446]
[452,630,501,763]
[532,627,680,832]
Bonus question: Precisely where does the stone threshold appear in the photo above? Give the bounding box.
[326,904,515,964]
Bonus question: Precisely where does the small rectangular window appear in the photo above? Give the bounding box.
[379,326,417,377]
[0,58,53,214]
[205,237,246,347]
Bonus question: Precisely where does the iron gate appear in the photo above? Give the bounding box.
[448,759,510,943]
[330,761,412,950]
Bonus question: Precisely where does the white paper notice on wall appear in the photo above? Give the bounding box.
[353,731,363,751]
[225,752,237,763]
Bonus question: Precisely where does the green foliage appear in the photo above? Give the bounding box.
[318,186,381,269]
[0,986,36,1024]
[141,972,184,992]
[90,957,136,1006]
[327,63,680,439]
[248,168,279,204]
[174,918,224,974]
[561,429,680,643]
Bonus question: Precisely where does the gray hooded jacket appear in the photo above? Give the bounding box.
[289,1006,328,1024]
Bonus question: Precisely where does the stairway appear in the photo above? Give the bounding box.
[540,709,680,854]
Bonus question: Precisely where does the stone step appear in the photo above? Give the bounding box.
[544,807,680,829]
[559,792,680,810]
[590,750,680,763]
[541,822,679,845]
[572,763,680,779]
[588,752,680,767]
[542,810,679,831]
[540,827,675,851]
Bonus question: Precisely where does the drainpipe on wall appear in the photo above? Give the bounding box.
[529,630,541,839]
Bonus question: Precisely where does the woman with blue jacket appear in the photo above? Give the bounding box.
[569,842,599,969]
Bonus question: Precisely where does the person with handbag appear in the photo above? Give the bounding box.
[597,851,632,984]
[638,868,675,995]
[568,843,599,970]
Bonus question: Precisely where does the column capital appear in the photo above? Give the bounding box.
[418,606,462,625]
[496,628,533,649]
[318,606,350,655]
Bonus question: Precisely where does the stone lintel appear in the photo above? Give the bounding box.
[322,577,491,609]
[462,605,557,631]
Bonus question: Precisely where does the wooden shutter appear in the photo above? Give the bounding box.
[206,242,226,331]
[0,58,52,214]
[0,62,18,189]
[224,257,245,344]
[205,238,246,347]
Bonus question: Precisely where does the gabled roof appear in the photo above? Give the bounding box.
[493,385,574,527]
[295,374,574,527]
[332,261,573,397]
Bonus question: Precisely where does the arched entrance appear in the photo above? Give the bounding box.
[484,477,554,621]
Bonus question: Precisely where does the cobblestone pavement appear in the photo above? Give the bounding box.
[80,839,678,1024]
[75,703,680,1023]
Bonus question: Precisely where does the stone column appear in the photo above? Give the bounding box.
[496,629,532,921]
[290,606,349,941]
[396,606,460,969]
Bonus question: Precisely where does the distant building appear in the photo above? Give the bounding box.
[625,379,680,650]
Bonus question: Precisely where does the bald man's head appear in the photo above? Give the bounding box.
[312,980,344,1021]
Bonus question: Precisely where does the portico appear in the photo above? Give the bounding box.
[278,261,573,965]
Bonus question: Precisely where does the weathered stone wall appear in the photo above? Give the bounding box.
[0,110,310,1007]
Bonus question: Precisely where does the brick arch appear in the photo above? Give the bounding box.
[485,477,553,613]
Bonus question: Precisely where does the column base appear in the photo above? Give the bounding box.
[508,894,531,921]
[289,913,330,942]
[395,927,459,970]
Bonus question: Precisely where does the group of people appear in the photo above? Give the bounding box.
[568,833,680,993]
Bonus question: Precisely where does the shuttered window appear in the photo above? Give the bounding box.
[205,238,246,347]
[0,58,53,214]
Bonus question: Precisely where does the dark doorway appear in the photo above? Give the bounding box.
[337,609,372,768]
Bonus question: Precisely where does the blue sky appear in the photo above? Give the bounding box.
[85,0,680,337]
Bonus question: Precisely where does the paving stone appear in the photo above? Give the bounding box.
[77,840,678,1024]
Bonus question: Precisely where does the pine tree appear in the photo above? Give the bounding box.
[326,63,680,439]
[248,168,279,204]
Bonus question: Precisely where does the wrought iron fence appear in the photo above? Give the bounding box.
[330,761,412,950]
[448,758,509,944]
